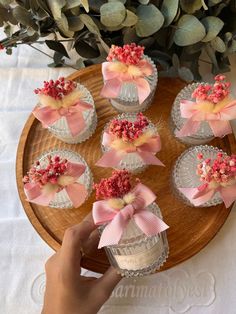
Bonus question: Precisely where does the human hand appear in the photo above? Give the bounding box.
[42,214,121,314]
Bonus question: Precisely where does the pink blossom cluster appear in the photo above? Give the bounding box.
[109,113,149,142]
[34,77,77,100]
[23,155,68,187]
[93,170,132,200]
[196,152,236,184]
[192,75,231,104]
[106,43,144,65]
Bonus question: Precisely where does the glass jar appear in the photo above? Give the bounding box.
[46,83,97,144]
[172,145,225,207]
[38,149,93,209]
[108,55,158,113]
[170,83,214,145]
[101,113,160,173]
[103,202,169,277]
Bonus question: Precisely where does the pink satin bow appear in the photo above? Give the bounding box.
[100,59,153,104]
[179,183,236,208]
[176,99,236,138]
[33,100,93,137]
[96,131,164,168]
[24,162,88,208]
[92,183,169,248]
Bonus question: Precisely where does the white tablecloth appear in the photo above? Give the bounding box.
[1,34,236,314]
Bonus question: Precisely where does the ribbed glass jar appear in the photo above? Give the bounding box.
[172,145,225,207]
[170,83,214,145]
[108,55,158,113]
[46,83,97,144]
[38,149,93,209]
[101,113,159,173]
[102,202,169,277]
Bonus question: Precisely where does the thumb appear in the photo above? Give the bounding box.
[96,266,121,299]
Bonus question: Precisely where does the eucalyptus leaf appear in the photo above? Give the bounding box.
[75,58,85,69]
[172,53,180,69]
[68,16,84,31]
[161,0,179,27]
[174,14,206,46]
[79,14,100,35]
[0,0,13,7]
[178,67,194,82]
[100,2,126,27]
[123,27,139,44]
[208,0,222,6]
[201,16,224,42]
[136,4,164,37]
[47,0,65,20]
[13,6,38,30]
[46,39,70,58]
[210,36,226,52]
[56,13,74,37]
[138,0,149,4]
[180,0,204,13]
[80,0,89,12]
[75,40,100,58]
[64,0,81,10]
[122,10,138,27]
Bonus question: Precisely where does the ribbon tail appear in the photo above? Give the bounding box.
[24,182,57,206]
[66,162,86,178]
[100,78,122,99]
[219,185,236,208]
[98,212,129,248]
[66,111,85,137]
[135,77,151,104]
[133,210,169,236]
[96,149,125,168]
[33,106,60,128]
[175,119,201,137]
[138,151,165,166]
[179,187,215,206]
[65,182,88,208]
[208,120,232,137]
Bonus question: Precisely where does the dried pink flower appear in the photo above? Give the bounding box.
[191,74,231,104]
[108,113,149,142]
[107,43,144,65]
[23,155,68,187]
[196,152,236,184]
[93,170,132,200]
[34,77,77,100]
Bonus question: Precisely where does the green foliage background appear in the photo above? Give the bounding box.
[1,0,236,81]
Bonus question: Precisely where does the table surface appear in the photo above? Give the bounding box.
[1,29,236,314]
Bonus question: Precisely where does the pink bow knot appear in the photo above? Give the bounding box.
[96,132,165,168]
[92,183,169,248]
[176,99,236,138]
[33,100,93,137]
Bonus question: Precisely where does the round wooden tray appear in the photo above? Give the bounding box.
[16,64,236,273]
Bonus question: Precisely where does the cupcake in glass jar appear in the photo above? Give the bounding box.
[171,75,236,145]
[100,43,158,113]
[92,170,169,277]
[96,112,164,173]
[23,149,93,209]
[172,145,236,208]
[33,77,97,144]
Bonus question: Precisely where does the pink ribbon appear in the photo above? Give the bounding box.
[100,59,153,104]
[176,99,236,138]
[33,100,93,137]
[96,132,164,168]
[24,162,88,208]
[179,183,236,208]
[92,183,169,248]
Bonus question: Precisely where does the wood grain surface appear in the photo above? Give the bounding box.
[16,64,236,273]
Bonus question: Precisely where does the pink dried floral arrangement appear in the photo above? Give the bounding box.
[106,43,144,65]
[192,75,231,104]
[34,77,77,100]
[93,170,133,200]
[108,113,149,142]
[196,152,236,185]
[23,155,68,187]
